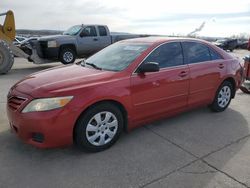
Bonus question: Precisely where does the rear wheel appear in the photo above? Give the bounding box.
[0,40,14,74]
[210,81,233,112]
[74,103,124,152]
[59,48,76,64]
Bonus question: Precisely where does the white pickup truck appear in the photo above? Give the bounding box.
[33,25,145,64]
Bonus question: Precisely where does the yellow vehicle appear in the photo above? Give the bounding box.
[0,10,49,74]
[0,10,16,74]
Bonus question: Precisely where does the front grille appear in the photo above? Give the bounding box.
[32,133,44,143]
[39,41,48,49]
[36,41,48,58]
[8,96,27,111]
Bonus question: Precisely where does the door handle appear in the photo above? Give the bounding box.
[178,71,188,77]
[218,63,224,69]
[93,38,98,41]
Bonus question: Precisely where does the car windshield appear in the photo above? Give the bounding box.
[84,42,150,71]
[63,25,82,36]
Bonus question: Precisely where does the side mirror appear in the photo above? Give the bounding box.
[137,62,160,73]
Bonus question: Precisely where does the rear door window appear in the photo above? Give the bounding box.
[144,42,184,69]
[182,42,211,64]
[209,48,223,60]
[98,26,108,36]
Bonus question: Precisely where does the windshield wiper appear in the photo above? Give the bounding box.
[86,62,102,70]
[78,59,86,66]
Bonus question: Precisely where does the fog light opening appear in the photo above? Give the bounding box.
[12,125,18,132]
[32,133,44,143]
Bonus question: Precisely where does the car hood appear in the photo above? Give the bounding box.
[39,34,74,41]
[13,65,116,97]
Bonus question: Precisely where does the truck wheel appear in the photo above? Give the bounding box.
[0,40,14,74]
[59,48,76,64]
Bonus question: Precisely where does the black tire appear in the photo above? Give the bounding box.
[240,86,250,94]
[74,103,124,152]
[59,47,76,64]
[210,81,233,112]
[0,40,14,74]
[240,82,250,94]
[23,48,32,56]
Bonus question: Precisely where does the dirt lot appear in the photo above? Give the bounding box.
[0,50,250,188]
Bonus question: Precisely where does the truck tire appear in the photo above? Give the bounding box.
[59,48,76,64]
[0,40,14,74]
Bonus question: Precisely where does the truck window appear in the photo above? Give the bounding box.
[82,26,97,37]
[98,26,107,36]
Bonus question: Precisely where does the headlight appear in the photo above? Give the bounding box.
[47,40,58,48]
[22,96,73,113]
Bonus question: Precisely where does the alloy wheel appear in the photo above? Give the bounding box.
[63,52,73,63]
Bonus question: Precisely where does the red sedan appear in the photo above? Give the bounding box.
[7,37,243,152]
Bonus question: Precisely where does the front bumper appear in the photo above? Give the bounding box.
[6,90,77,148]
[31,40,59,59]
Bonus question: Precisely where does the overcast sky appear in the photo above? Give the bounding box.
[1,0,250,37]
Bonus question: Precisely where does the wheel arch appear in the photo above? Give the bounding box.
[73,99,128,143]
[222,77,236,98]
[59,44,76,56]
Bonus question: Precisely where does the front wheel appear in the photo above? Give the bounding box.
[59,48,76,64]
[0,40,14,74]
[74,103,124,152]
[210,81,233,112]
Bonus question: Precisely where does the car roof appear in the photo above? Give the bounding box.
[75,24,107,27]
[120,36,234,60]
[121,36,210,45]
